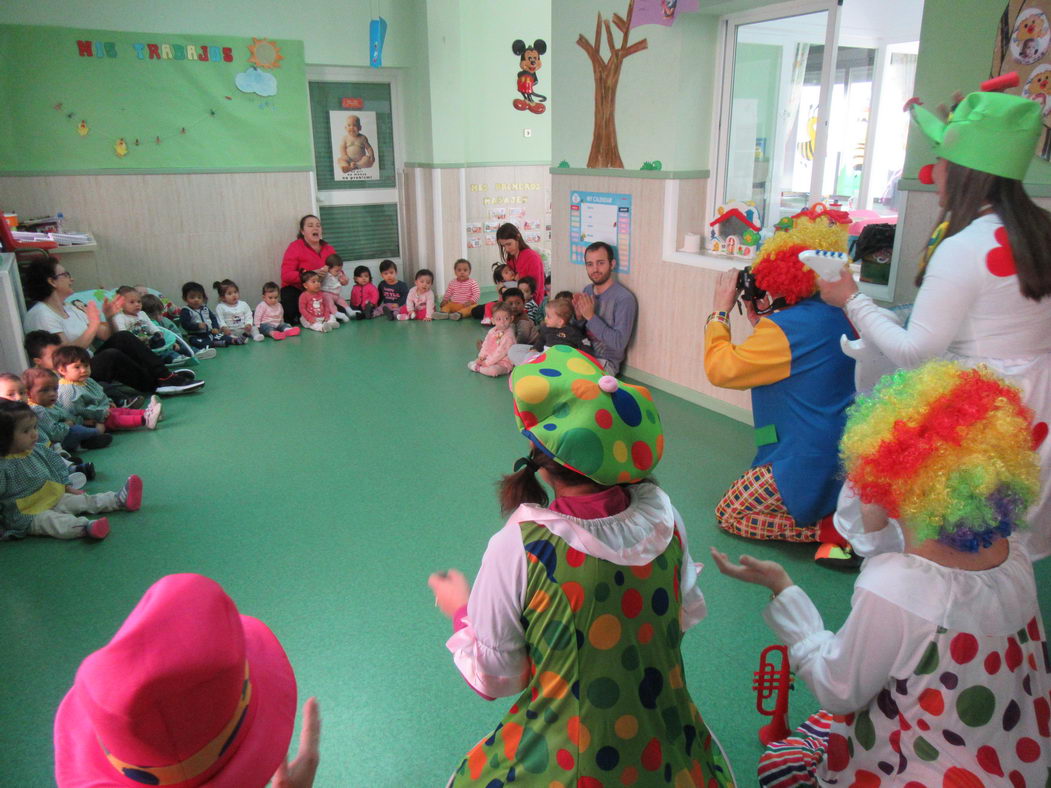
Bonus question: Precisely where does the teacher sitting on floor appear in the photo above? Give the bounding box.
[21,257,203,397]
[280,214,337,327]
[496,222,546,303]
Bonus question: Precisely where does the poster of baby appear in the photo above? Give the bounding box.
[329,110,379,181]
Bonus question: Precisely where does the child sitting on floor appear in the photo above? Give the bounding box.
[180,281,231,349]
[22,368,111,451]
[0,400,143,542]
[475,263,518,325]
[254,281,301,341]
[402,269,435,320]
[350,265,380,320]
[213,279,259,343]
[113,286,205,362]
[377,259,409,320]
[54,346,161,432]
[321,254,354,322]
[140,294,182,336]
[435,258,480,320]
[517,275,543,324]
[713,360,1050,787]
[500,287,539,346]
[531,297,585,352]
[298,271,340,333]
[468,303,515,377]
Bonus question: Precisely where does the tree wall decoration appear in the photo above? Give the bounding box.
[576,0,648,168]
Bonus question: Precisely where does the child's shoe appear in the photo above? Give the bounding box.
[480,317,493,326]
[396,313,409,321]
[68,471,88,490]
[386,308,396,321]
[144,401,162,430]
[271,330,286,341]
[149,395,163,421]
[449,312,462,321]
[467,361,478,372]
[86,518,110,540]
[433,311,449,320]
[116,475,143,511]
[348,309,362,319]
[194,347,217,360]
[72,462,96,481]
[334,311,350,322]
[283,326,301,337]
[253,331,265,342]
[118,394,147,409]
[814,542,862,570]
[325,318,340,330]
[229,335,247,346]
[80,433,114,450]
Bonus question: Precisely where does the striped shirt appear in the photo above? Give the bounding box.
[443,278,480,305]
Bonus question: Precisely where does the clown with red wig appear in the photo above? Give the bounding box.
[704,205,857,566]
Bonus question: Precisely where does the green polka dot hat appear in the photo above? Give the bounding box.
[509,347,664,485]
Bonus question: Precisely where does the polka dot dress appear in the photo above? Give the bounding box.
[821,618,1051,785]
[449,522,733,787]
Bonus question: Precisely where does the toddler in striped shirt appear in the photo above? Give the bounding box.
[435,258,480,320]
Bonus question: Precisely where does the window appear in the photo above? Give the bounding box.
[713,0,924,243]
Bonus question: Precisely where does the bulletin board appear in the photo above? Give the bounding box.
[0,24,312,173]
[569,191,633,274]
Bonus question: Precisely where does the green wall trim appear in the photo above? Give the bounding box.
[404,161,552,169]
[900,177,1051,198]
[549,167,710,180]
[0,167,315,176]
[621,364,753,426]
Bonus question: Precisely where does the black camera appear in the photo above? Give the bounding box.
[733,267,782,316]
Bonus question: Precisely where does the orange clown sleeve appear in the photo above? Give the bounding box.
[703,318,792,390]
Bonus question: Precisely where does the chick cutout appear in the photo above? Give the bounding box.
[114,138,128,158]
[76,120,89,136]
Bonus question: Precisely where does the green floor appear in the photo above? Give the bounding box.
[3,319,1049,786]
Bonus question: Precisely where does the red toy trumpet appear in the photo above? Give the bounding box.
[753,644,794,744]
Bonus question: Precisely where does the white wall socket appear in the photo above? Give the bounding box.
[523,128,532,138]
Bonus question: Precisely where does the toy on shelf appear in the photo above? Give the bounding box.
[708,200,762,258]
[753,644,794,745]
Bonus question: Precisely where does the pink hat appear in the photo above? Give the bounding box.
[54,574,296,787]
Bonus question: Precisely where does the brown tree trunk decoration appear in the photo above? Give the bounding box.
[576,0,648,168]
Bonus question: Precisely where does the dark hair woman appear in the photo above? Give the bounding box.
[495,222,546,302]
[428,349,735,787]
[818,90,1051,561]
[21,257,202,396]
[279,215,337,326]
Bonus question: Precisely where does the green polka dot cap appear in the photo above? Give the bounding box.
[509,347,664,485]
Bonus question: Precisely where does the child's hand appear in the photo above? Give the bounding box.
[222,327,231,335]
[709,547,793,595]
[428,569,470,618]
[197,322,207,330]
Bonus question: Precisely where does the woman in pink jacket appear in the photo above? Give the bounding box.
[496,223,546,303]
[280,215,337,326]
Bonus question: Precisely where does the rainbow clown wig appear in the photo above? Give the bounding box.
[840,360,1040,552]
[751,204,851,305]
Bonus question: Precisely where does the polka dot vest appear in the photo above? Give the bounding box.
[449,521,733,787]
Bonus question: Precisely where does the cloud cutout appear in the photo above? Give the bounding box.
[235,67,278,97]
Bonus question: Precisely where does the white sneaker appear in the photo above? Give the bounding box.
[68,471,88,490]
[334,311,350,322]
[194,347,217,360]
[253,331,265,342]
[348,309,362,319]
[480,317,492,326]
[320,321,333,333]
[144,401,162,429]
[149,395,163,421]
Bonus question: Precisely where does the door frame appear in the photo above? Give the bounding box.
[305,64,406,271]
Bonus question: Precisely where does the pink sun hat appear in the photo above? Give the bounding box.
[54,574,297,787]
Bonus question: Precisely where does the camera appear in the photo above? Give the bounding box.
[735,266,766,306]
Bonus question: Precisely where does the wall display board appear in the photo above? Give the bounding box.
[0,25,311,172]
[569,191,632,274]
[993,1,1051,159]
[463,172,551,273]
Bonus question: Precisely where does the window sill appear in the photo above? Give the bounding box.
[662,249,742,272]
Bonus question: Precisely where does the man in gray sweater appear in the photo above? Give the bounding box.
[572,241,637,376]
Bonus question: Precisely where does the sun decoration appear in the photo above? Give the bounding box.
[248,38,283,69]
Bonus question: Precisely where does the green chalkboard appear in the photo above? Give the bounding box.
[0,24,312,173]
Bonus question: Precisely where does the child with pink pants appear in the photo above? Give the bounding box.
[468,304,515,377]
[53,346,161,432]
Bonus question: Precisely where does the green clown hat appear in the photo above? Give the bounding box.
[910,91,1043,181]
[509,347,664,485]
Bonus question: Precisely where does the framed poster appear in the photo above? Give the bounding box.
[569,191,632,274]
[328,110,379,181]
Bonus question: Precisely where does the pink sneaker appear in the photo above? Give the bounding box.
[86,517,110,540]
[284,327,301,337]
[271,330,286,341]
[118,475,143,511]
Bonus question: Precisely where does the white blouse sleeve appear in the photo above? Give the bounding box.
[672,507,707,632]
[833,484,905,557]
[446,521,530,699]
[845,237,982,369]
[762,584,934,714]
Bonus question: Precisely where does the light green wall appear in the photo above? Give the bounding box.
[906,0,1051,185]
[3,0,436,162]
[553,4,719,171]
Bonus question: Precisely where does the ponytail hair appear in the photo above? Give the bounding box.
[212,279,238,300]
[498,445,606,514]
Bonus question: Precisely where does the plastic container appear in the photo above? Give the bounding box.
[3,213,16,229]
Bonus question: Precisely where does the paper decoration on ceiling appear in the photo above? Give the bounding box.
[248,38,283,69]
[370,17,387,67]
[512,39,547,113]
[629,0,700,28]
[992,1,1051,158]
[708,201,762,258]
[577,1,648,167]
[235,67,278,96]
